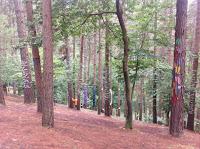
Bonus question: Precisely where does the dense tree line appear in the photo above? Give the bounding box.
[0,0,200,137]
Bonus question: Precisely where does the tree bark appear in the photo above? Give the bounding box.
[104,21,111,117]
[25,0,43,112]
[187,0,200,131]
[93,33,97,109]
[197,108,200,120]
[116,0,132,129]
[65,38,73,108]
[0,82,5,105]
[117,82,121,117]
[98,26,103,115]
[77,35,84,110]
[72,37,76,99]
[42,0,54,127]
[153,0,158,124]
[170,0,188,137]
[13,0,34,104]
[139,79,144,121]
[87,37,91,83]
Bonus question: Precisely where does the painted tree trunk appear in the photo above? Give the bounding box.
[13,0,34,104]
[25,0,43,112]
[187,0,200,131]
[116,0,132,129]
[98,26,103,115]
[104,21,111,117]
[77,36,84,110]
[42,0,54,127]
[170,0,188,137]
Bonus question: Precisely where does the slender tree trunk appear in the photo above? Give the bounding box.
[98,26,103,115]
[124,84,128,117]
[0,48,5,105]
[139,79,144,121]
[73,37,76,99]
[73,37,76,60]
[93,33,97,108]
[83,38,88,83]
[13,0,34,104]
[87,37,91,83]
[77,36,84,110]
[25,0,43,112]
[104,21,111,117]
[168,0,174,66]
[170,0,188,137]
[110,52,113,115]
[65,38,73,108]
[197,108,200,120]
[187,0,200,131]
[0,82,5,105]
[117,82,121,117]
[153,0,158,124]
[116,0,132,129]
[42,0,54,127]
[13,82,17,95]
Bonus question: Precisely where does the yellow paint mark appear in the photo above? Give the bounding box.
[175,66,181,74]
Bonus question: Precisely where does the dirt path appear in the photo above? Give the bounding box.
[0,96,199,149]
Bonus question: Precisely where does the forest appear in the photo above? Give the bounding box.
[0,0,200,148]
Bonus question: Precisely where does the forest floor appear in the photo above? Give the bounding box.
[0,96,199,149]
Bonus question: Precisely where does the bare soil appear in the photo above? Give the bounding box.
[0,96,199,149]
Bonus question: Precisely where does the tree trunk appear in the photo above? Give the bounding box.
[104,21,111,117]
[197,108,200,120]
[117,82,121,117]
[153,0,158,124]
[170,0,188,137]
[87,37,91,83]
[110,52,113,115]
[187,0,200,131]
[13,0,34,104]
[124,84,128,118]
[93,33,97,109]
[25,0,43,112]
[13,81,17,95]
[42,0,54,127]
[0,82,5,105]
[77,36,84,110]
[65,38,73,108]
[116,0,132,129]
[73,37,76,60]
[139,79,144,121]
[83,85,88,108]
[72,37,76,99]
[98,26,103,115]
[83,38,88,83]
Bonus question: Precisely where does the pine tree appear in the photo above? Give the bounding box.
[42,0,54,127]
[170,0,188,137]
